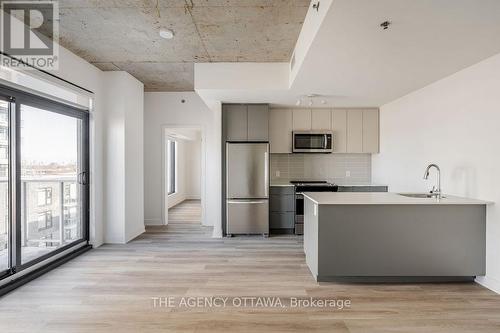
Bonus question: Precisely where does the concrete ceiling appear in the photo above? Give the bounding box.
[56,0,310,91]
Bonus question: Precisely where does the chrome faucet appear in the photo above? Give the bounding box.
[423,164,441,198]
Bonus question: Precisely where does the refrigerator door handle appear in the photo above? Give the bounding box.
[227,200,268,204]
[264,151,269,197]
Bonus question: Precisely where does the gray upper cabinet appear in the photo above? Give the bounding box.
[311,109,332,130]
[247,105,269,141]
[269,109,293,153]
[347,109,363,153]
[226,106,379,152]
[331,109,347,153]
[362,109,379,153]
[223,104,269,142]
[224,104,248,141]
[292,109,312,131]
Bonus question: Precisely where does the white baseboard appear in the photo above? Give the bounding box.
[168,194,187,208]
[145,218,163,226]
[125,226,146,243]
[90,239,104,248]
[475,275,500,294]
[212,228,222,238]
[185,195,201,200]
[103,234,125,244]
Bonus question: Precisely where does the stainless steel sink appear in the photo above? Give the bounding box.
[398,193,445,199]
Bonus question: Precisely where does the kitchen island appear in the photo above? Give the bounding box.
[303,192,491,282]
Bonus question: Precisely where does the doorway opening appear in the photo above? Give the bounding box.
[162,126,205,229]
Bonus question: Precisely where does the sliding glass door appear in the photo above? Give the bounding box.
[0,98,10,277]
[0,84,89,277]
[19,104,87,265]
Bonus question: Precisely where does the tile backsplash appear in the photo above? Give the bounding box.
[270,153,371,185]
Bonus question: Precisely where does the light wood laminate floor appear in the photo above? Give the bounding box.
[1,200,499,332]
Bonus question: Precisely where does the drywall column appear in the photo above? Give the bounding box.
[102,72,145,244]
[204,100,222,237]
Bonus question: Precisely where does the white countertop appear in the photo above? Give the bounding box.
[338,184,388,187]
[270,182,388,187]
[303,192,493,205]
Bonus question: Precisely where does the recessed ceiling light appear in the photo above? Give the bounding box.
[159,29,174,39]
[380,21,391,30]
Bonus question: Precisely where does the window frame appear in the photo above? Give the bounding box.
[0,83,90,279]
[167,139,177,196]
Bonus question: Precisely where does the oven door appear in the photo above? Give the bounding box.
[293,131,333,153]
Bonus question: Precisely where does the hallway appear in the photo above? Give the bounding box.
[168,200,202,225]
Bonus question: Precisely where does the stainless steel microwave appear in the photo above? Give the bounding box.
[293,131,333,153]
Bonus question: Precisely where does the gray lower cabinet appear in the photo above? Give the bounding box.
[270,194,295,212]
[269,186,295,232]
[270,212,295,229]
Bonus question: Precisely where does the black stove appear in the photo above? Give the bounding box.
[291,180,338,235]
[291,180,339,193]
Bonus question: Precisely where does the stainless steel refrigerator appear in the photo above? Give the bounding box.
[226,143,269,236]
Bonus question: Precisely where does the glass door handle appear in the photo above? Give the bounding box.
[78,172,88,185]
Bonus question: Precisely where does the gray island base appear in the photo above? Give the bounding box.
[303,192,490,283]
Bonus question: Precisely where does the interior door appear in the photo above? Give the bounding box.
[226,143,269,199]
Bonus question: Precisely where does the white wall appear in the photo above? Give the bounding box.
[372,53,500,293]
[195,63,289,91]
[166,138,187,209]
[102,72,145,244]
[289,0,333,84]
[165,137,202,209]
[144,92,221,237]
[185,139,202,199]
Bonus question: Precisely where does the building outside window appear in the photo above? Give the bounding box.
[64,183,77,204]
[0,166,6,178]
[167,139,177,195]
[37,188,53,206]
[64,229,72,240]
[0,127,7,142]
[37,211,53,231]
[0,146,7,160]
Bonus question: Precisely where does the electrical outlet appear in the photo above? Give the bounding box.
[275,170,280,178]
[345,171,351,178]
